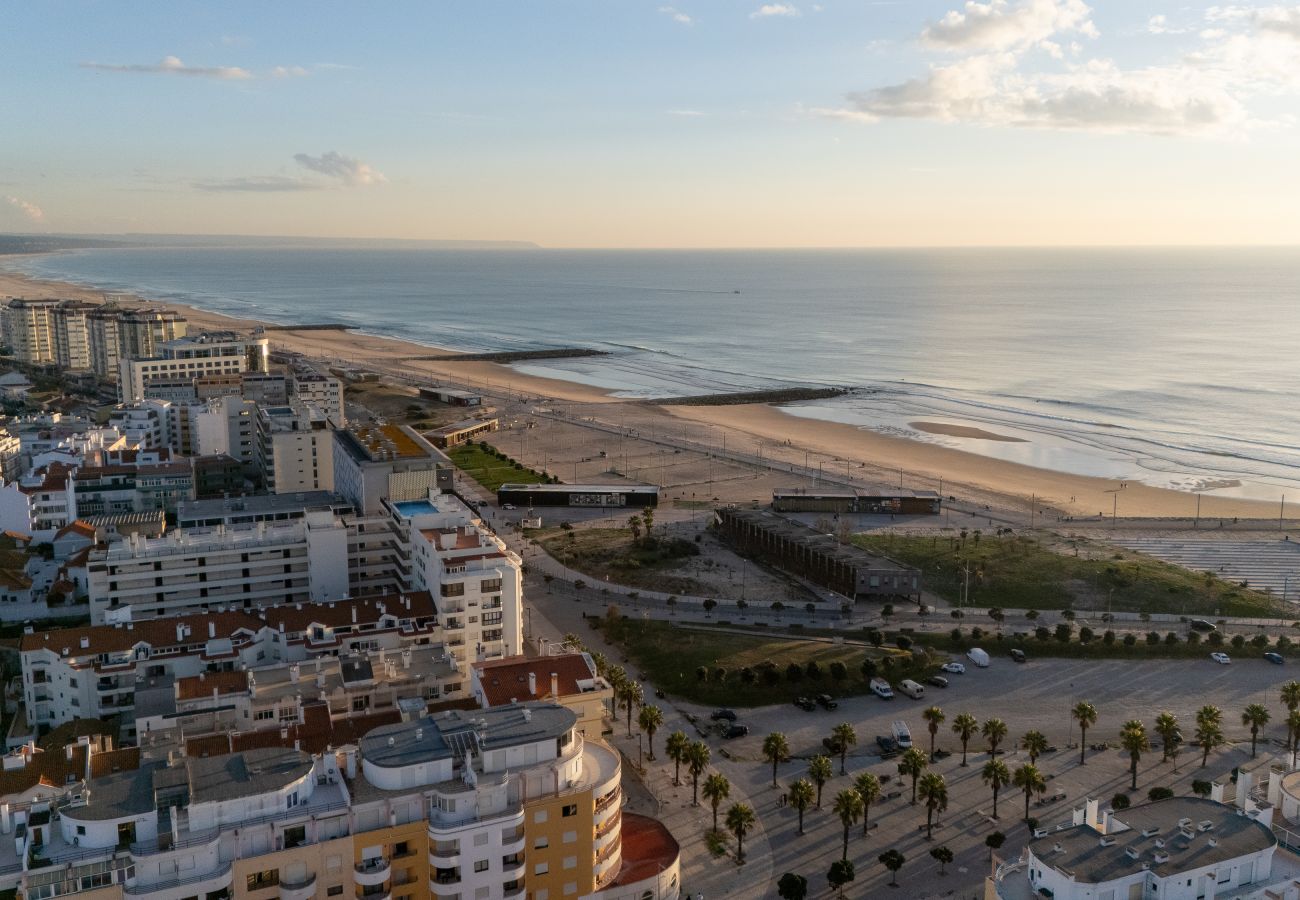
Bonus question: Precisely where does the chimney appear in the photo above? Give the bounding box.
[351,606,357,624]
[65,744,74,761]
[551,672,559,698]
[208,621,215,638]
[528,672,536,696]
[79,636,89,650]
[290,665,300,683]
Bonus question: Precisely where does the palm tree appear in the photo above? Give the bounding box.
[788,778,815,835]
[1119,720,1150,791]
[627,514,642,543]
[1073,701,1098,764]
[1282,679,1300,713]
[832,789,864,860]
[831,723,857,775]
[725,803,757,863]
[897,747,929,805]
[1020,730,1048,764]
[1289,710,1300,767]
[616,679,643,737]
[702,772,731,832]
[763,732,790,787]
[1013,763,1046,822]
[808,755,833,809]
[686,740,711,805]
[918,772,948,840]
[1242,704,1270,758]
[1195,710,1225,768]
[1197,705,1223,728]
[638,705,663,760]
[982,718,1008,757]
[854,771,882,836]
[922,706,945,758]
[952,713,978,766]
[982,759,1011,819]
[1154,712,1180,763]
[665,730,688,786]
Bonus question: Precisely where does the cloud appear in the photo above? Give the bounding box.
[271,66,309,78]
[80,55,252,80]
[658,5,693,25]
[922,0,1097,50]
[5,197,44,222]
[751,3,801,18]
[1208,5,1300,40]
[292,151,386,186]
[193,176,322,193]
[667,109,707,116]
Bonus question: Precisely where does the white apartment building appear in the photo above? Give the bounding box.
[255,403,335,494]
[192,395,258,468]
[116,308,188,363]
[1,301,187,377]
[1,298,59,364]
[0,463,77,540]
[332,423,451,515]
[118,332,269,402]
[107,399,172,449]
[50,300,96,370]
[290,369,346,425]
[0,428,22,482]
[86,509,350,622]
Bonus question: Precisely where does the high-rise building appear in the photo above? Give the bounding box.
[119,332,269,402]
[255,403,335,494]
[1,298,60,364]
[332,424,450,515]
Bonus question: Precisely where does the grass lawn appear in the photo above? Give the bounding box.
[537,528,710,595]
[593,615,926,707]
[447,443,550,493]
[855,533,1278,617]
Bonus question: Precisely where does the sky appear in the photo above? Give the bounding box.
[3,0,1300,247]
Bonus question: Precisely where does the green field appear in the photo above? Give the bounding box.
[855,533,1278,617]
[446,443,550,492]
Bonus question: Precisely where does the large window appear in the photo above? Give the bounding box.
[245,870,279,891]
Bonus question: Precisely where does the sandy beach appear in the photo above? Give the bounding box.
[0,263,1285,522]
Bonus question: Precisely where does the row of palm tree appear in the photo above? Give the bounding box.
[662,728,760,863]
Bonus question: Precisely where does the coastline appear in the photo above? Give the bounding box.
[0,265,1283,521]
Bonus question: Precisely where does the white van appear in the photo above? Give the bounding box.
[892,720,913,750]
[967,647,990,668]
[898,679,925,700]
[870,677,894,700]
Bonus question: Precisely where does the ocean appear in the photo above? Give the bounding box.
[6,244,1300,501]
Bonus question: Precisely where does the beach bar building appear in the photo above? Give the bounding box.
[497,483,659,509]
[715,506,922,602]
[772,486,942,515]
[428,416,499,448]
[420,386,483,406]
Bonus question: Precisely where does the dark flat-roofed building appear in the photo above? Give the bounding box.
[772,486,942,515]
[496,482,659,509]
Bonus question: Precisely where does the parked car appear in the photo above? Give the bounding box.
[794,696,816,711]
[816,694,838,710]
[870,677,894,700]
[711,708,738,721]
[927,675,950,689]
[723,724,749,739]
[1265,652,1286,665]
[876,735,901,758]
[898,679,925,700]
[892,720,913,750]
[1210,652,1232,665]
[1009,648,1027,663]
[967,647,990,667]
[941,662,966,675]
[1190,619,1217,632]
[501,503,516,510]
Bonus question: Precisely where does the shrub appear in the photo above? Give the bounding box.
[896,635,913,652]
[712,667,727,683]
[1036,627,1051,642]
[1252,634,1269,649]
[740,667,756,684]
[1204,631,1221,646]
[950,627,965,647]
[1123,634,1137,646]
[1231,634,1246,649]
[830,661,848,682]
[860,657,878,680]
[1078,626,1094,644]
[971,626,985,640]
[1278,635,1292,653]
[1186,632,1201,646]
[787,663,804,682]
[1103,630,1116,645]
[1111,793,1131,810]
[866,629,884,648]
[1165,632,1180,645]
[1146,632,1161,645]
[762,667,782,686]
[805,660,822,680]
[696,666,708,682]
[1055,623,1073,643]
[1147,787,1174,802]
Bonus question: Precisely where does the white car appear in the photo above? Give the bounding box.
[941,662,966,675]
[1211,652,1232,665]
[501,503,516,510]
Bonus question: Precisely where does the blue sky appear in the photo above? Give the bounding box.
[4,1,1300,246]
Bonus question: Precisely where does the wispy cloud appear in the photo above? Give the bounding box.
[293,151,386,186]
[658,6,693,25]
[5,196,44,222]
[751,3,801,18]
[80,55,252,80]
[193,176,322,193]
[921,0,1096,50]
[271,65,309,78]
[667,108,707,117]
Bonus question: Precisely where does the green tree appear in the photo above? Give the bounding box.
[1013,763,1047,822]
[918,771,948,840]
[952,713,979,766]
[665,730,689,786]
[640,507,654,537]
[1242,703,1271,758]
[1282,680,1300,713]
[982,759,1011,819]
[1289,709,1300,765]
[627,514,642,543]
[763,732,791,787]
[922,706,945,758]
[1073,701,1099,765]
[1191,779,1213,798]
[725,802,756,863]
[832,789,864,860]
[827,859,855,899]
[616,678,643,737]
[831,723,857,775]
[1119,720,1150,791]
[638,705,663,760]
[702,773,731,833]
[1020,730,1048,764]
[931,845,954,875]
[985,831,1006,862]
[898,747,929,805]
[1154,712,1180,763]
[788,778,815,835]
[982,718,1009,756]
[808,755,833,809]
[879,849,906,886]
[686,740,711,806]
[854,771,882,837]
[777,873,808,900]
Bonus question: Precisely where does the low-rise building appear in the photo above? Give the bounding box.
[332,423,451,516]
[472,652,613,738]
[290,369,346,425]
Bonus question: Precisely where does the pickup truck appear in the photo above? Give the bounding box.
[870,678,894,700]
[816,694,838,710]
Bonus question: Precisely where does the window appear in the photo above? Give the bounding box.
[473,860,489,873]
[441,583,465,598]
[327,888,343,897]
[534,837,549,849]
[246,870,279,891]
[480,578,502,593]
[534,863,549,876]
[562,831,576,844]
[283,825,306,849]
[473,833,489,847]
[562,856,576,870]
[562,804,577,817]
[534,810,547,824]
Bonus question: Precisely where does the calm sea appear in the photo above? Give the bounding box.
[6,245,1300,500]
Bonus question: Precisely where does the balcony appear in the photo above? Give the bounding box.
[595,786,621,815]
[354,857,391,886]
[429,842,460,865]
[279,872,317,900]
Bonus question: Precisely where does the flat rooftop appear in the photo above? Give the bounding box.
[361,702,575,770]
[178,491,350,523]
[774,487,943,500]
[497,483,660,494]
[339,423,441,463]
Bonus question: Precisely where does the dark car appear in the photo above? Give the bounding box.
[711,708,737,721]
[927,675,950,688]
[1190,619,1217,632]
[816,694,838,710]
[794,696,816,711]
[1009,648,1027,663]
[723,724,749,739]
[1265,652,1286,665]
[875,735,901,758]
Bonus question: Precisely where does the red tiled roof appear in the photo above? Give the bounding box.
[0,744,140,799]
[54,521,96,542]
[182,704,403,757]
[473,653,598,707]
[176,670,249,701]
[608,813,680,887]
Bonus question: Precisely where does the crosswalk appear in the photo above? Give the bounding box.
[1116,537,1300,603]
